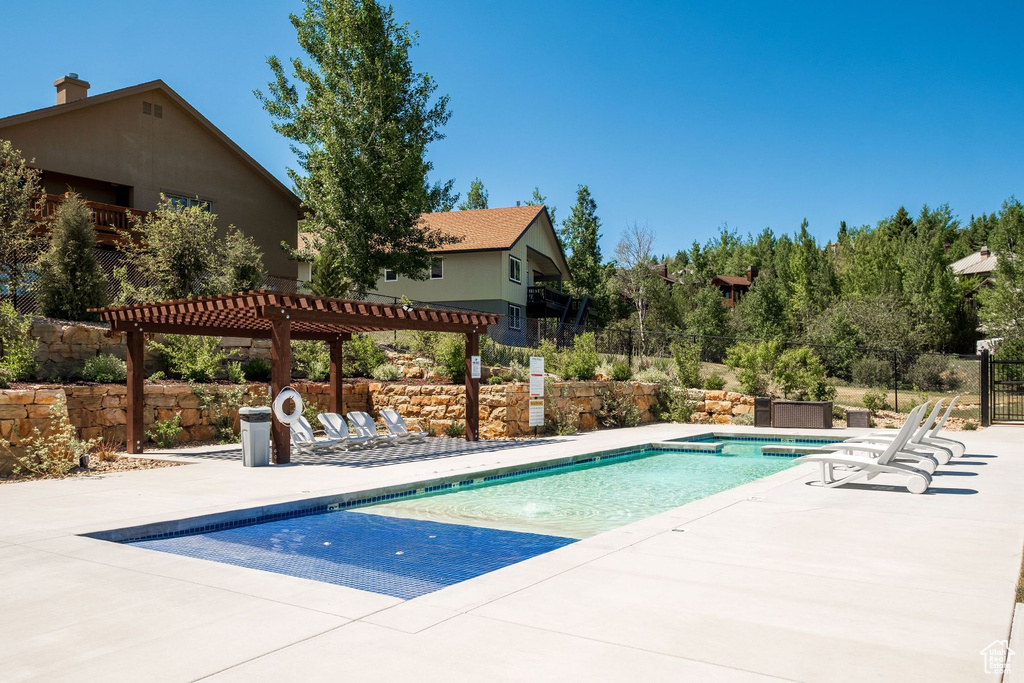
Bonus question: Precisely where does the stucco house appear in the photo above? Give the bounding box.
[360,204,583,340]
[0,74,302,285]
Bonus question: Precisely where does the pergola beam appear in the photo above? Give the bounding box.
[258,306,487,334]
[107,320,351,342]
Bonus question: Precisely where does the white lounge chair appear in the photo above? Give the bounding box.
[840,401,953,466]
[380,409,427,440]
[290,416,344,455]
[795,407,933,494]
[347,411,399,447]
[317,413,373,449]
[923,396,966,458]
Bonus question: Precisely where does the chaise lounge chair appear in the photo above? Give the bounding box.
[923,396,966,458]
[347,411,400,447]
[795,407,933,494]
[290,416,345,455]
[317,413,373,450]
[837,401,953,467]
[380,409,427,440]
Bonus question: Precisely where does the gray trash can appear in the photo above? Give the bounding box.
[239,406,272,467]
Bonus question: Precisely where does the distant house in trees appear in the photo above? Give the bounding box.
[712,266,758,307]
[950,246,997,295]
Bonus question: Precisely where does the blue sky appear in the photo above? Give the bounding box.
[2,1,1022,258]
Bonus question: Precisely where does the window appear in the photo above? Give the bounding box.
[384,269,397,282]
[509,255,522,284]
[508,304,522,330]
[165,194,212,212]
[430,258,443,279]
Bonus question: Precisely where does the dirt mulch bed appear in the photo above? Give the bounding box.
[0,455,184,484]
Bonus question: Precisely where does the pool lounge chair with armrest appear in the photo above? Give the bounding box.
[840,401,954,466]
[795,407,933,494]
[347,411,399,446]
[925,396,966,458]
[290,416,345,455]
[380,409,427,440]
[317,413,373,449]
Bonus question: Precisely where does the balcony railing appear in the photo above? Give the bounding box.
[527,285,571,310]
[32,194,146,247]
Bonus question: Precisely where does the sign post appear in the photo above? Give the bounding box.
[529,356,545,434]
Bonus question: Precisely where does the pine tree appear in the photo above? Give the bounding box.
[257,0,458,295]
[459,178,488,210]
[523,187,555,225]
[561,185,605,298]
[35,193,107,320]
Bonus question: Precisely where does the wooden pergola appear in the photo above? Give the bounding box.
[92,291,500,463]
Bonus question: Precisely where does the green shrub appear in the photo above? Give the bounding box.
[653,386,694,423]
[862,389,890,412]
[192,382,248,444]
[2,394,97,478]
[150,334,226,382]
[436,334,466,383]
[147,415,183,448]
[562,332,597,380]
[148,370,166,381]
[0,301,37,387]
[242,357,272,381]
[772,347,836,401]
[596,385,641,428]
[507,360,528,382]
[82,354,127,383]
[443,420,466,437]
[963,421,978,431]
[371,363,402,381]
[225,361,245,384]
[535,338,562,376]
[549,404,580,435]
[486,375,506,385]
[906,354,953,391]
[611,361,632,381]
[725,340,781,396]
[293,340,331,381]
[633,367,671,385]
[670,340,703,389]
[704,373,726,390]
[851,355,892,388]
[344,334,386,378]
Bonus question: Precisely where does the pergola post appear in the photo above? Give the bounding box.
[126,330,145,454]
[271,317,292,464]
[329,337,344,414]
[465,331,480,442]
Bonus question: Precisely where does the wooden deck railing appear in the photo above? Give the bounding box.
[32,194,147,246]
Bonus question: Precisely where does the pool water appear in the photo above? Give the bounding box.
[356,440,806,539]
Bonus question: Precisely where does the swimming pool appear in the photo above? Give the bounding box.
[119,434,834,598]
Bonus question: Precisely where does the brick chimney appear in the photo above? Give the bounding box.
[54,73,89,104]
[747,266,759,283]
[980,246,990,258]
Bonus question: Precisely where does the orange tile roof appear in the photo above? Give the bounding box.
[421,205,545,252]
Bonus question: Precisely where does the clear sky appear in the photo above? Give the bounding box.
[2,1,1021,258]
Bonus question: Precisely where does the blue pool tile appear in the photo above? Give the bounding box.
[130,511,575,600]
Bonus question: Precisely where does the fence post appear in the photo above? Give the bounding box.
[980,349,990,427]
[893,350,899,412]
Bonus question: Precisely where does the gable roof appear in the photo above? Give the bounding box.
[950,249,997,276]
[0,79,300,207]
[422,205,547,252]
[712,275,752,287]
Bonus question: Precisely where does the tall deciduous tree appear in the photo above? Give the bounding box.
[35,193,107,320]
[258,0,458,295]
[0,140,43,309]
[980,198,1024,341]
[458,178,488,210]
[612,222,662,353]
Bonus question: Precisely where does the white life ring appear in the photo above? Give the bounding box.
[273,387,304,425]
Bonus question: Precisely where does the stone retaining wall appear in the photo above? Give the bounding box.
[684,388,756,424]
[29,319,272,380]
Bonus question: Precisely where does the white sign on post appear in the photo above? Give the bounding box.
[470,355,481,379]
[529,356,545,397]
[528,398,545,427]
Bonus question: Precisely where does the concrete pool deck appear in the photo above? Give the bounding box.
[1,423,1021,682]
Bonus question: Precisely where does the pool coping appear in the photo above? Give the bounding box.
[87,431,836,545]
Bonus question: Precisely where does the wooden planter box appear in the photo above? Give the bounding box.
[771,400,832,429]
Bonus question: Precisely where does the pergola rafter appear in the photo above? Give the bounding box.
[91,290,500,462]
